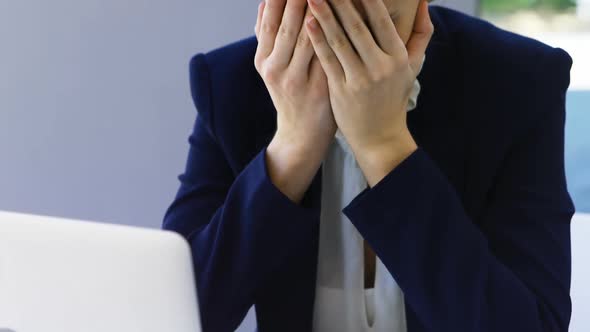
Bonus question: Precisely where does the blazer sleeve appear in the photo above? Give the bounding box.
[162,54,320,332]
[342,48,576,332]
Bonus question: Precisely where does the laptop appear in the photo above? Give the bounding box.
[0,211,201,332]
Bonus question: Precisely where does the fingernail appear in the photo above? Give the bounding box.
[311,0,324,5]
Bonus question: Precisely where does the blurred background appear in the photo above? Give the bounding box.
[0,0,587,331]
[481,2,590,331]
[482,0,590,214]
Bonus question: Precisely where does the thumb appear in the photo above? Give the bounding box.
[406,0,434,76]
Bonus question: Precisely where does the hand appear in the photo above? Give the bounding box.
[255,0,336,152]
[254,0,337,203]
[305,0,434,186]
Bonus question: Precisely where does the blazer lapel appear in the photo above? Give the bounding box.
[408,9,467,205]
[404,7,469,332]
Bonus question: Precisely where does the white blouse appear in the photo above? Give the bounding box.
[312,71,422,332]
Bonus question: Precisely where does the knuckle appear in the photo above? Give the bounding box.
[254,56,262,72]
[377,15,392,29]
[262,21,279,34]
[290,0,307,10]
[392,50,409,67]
[254,51,266,71]
[319,48,338,64]
[328,34,348,51]
[317,8,333,22]
[296,32,311,48]
[262,65,280,84]
[397,54,410,68]
[330,0,347,8]
[279,25,295,40]
[349,77,369,92]
[370,70,388,83]
[349,19,365,35]
[381,57,395,72]
[370,73,385,83]
[371,63,392,81]
[282,75,303,91]
[265,0,282,10]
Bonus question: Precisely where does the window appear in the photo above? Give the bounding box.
[481,0,590,213]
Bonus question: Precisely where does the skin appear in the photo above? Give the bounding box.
[254,0,434,288]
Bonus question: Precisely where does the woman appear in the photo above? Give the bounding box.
[163,0,576,331]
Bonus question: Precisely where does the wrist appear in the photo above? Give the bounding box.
[270,130,333,162]
[353,129,418,187]
[265,133,331,203]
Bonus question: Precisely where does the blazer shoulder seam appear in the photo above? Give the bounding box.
[190,53,218,139]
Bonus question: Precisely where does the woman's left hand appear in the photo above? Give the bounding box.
[305,0,434,186]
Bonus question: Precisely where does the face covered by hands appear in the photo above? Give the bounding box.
[304,0,434,186]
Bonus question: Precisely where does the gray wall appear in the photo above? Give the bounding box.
[0,0,258,228]
[0,1,475,331]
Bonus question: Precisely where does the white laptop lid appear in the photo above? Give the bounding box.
[0,211,201,332]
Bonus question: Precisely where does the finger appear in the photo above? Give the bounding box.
[290,8,316,77]
[308,54,326,82]
[360,0,404,55]
[307,0,363,80]
[258,0,287,59]
[255,1,265,40]
[406,0,433,75]
[305,15,345,82]
[328,0,381,64]
[272,0,308,67]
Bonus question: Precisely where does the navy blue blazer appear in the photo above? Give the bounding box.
[163,6,575,332]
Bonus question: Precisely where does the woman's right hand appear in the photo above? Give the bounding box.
[254,0,336,204]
